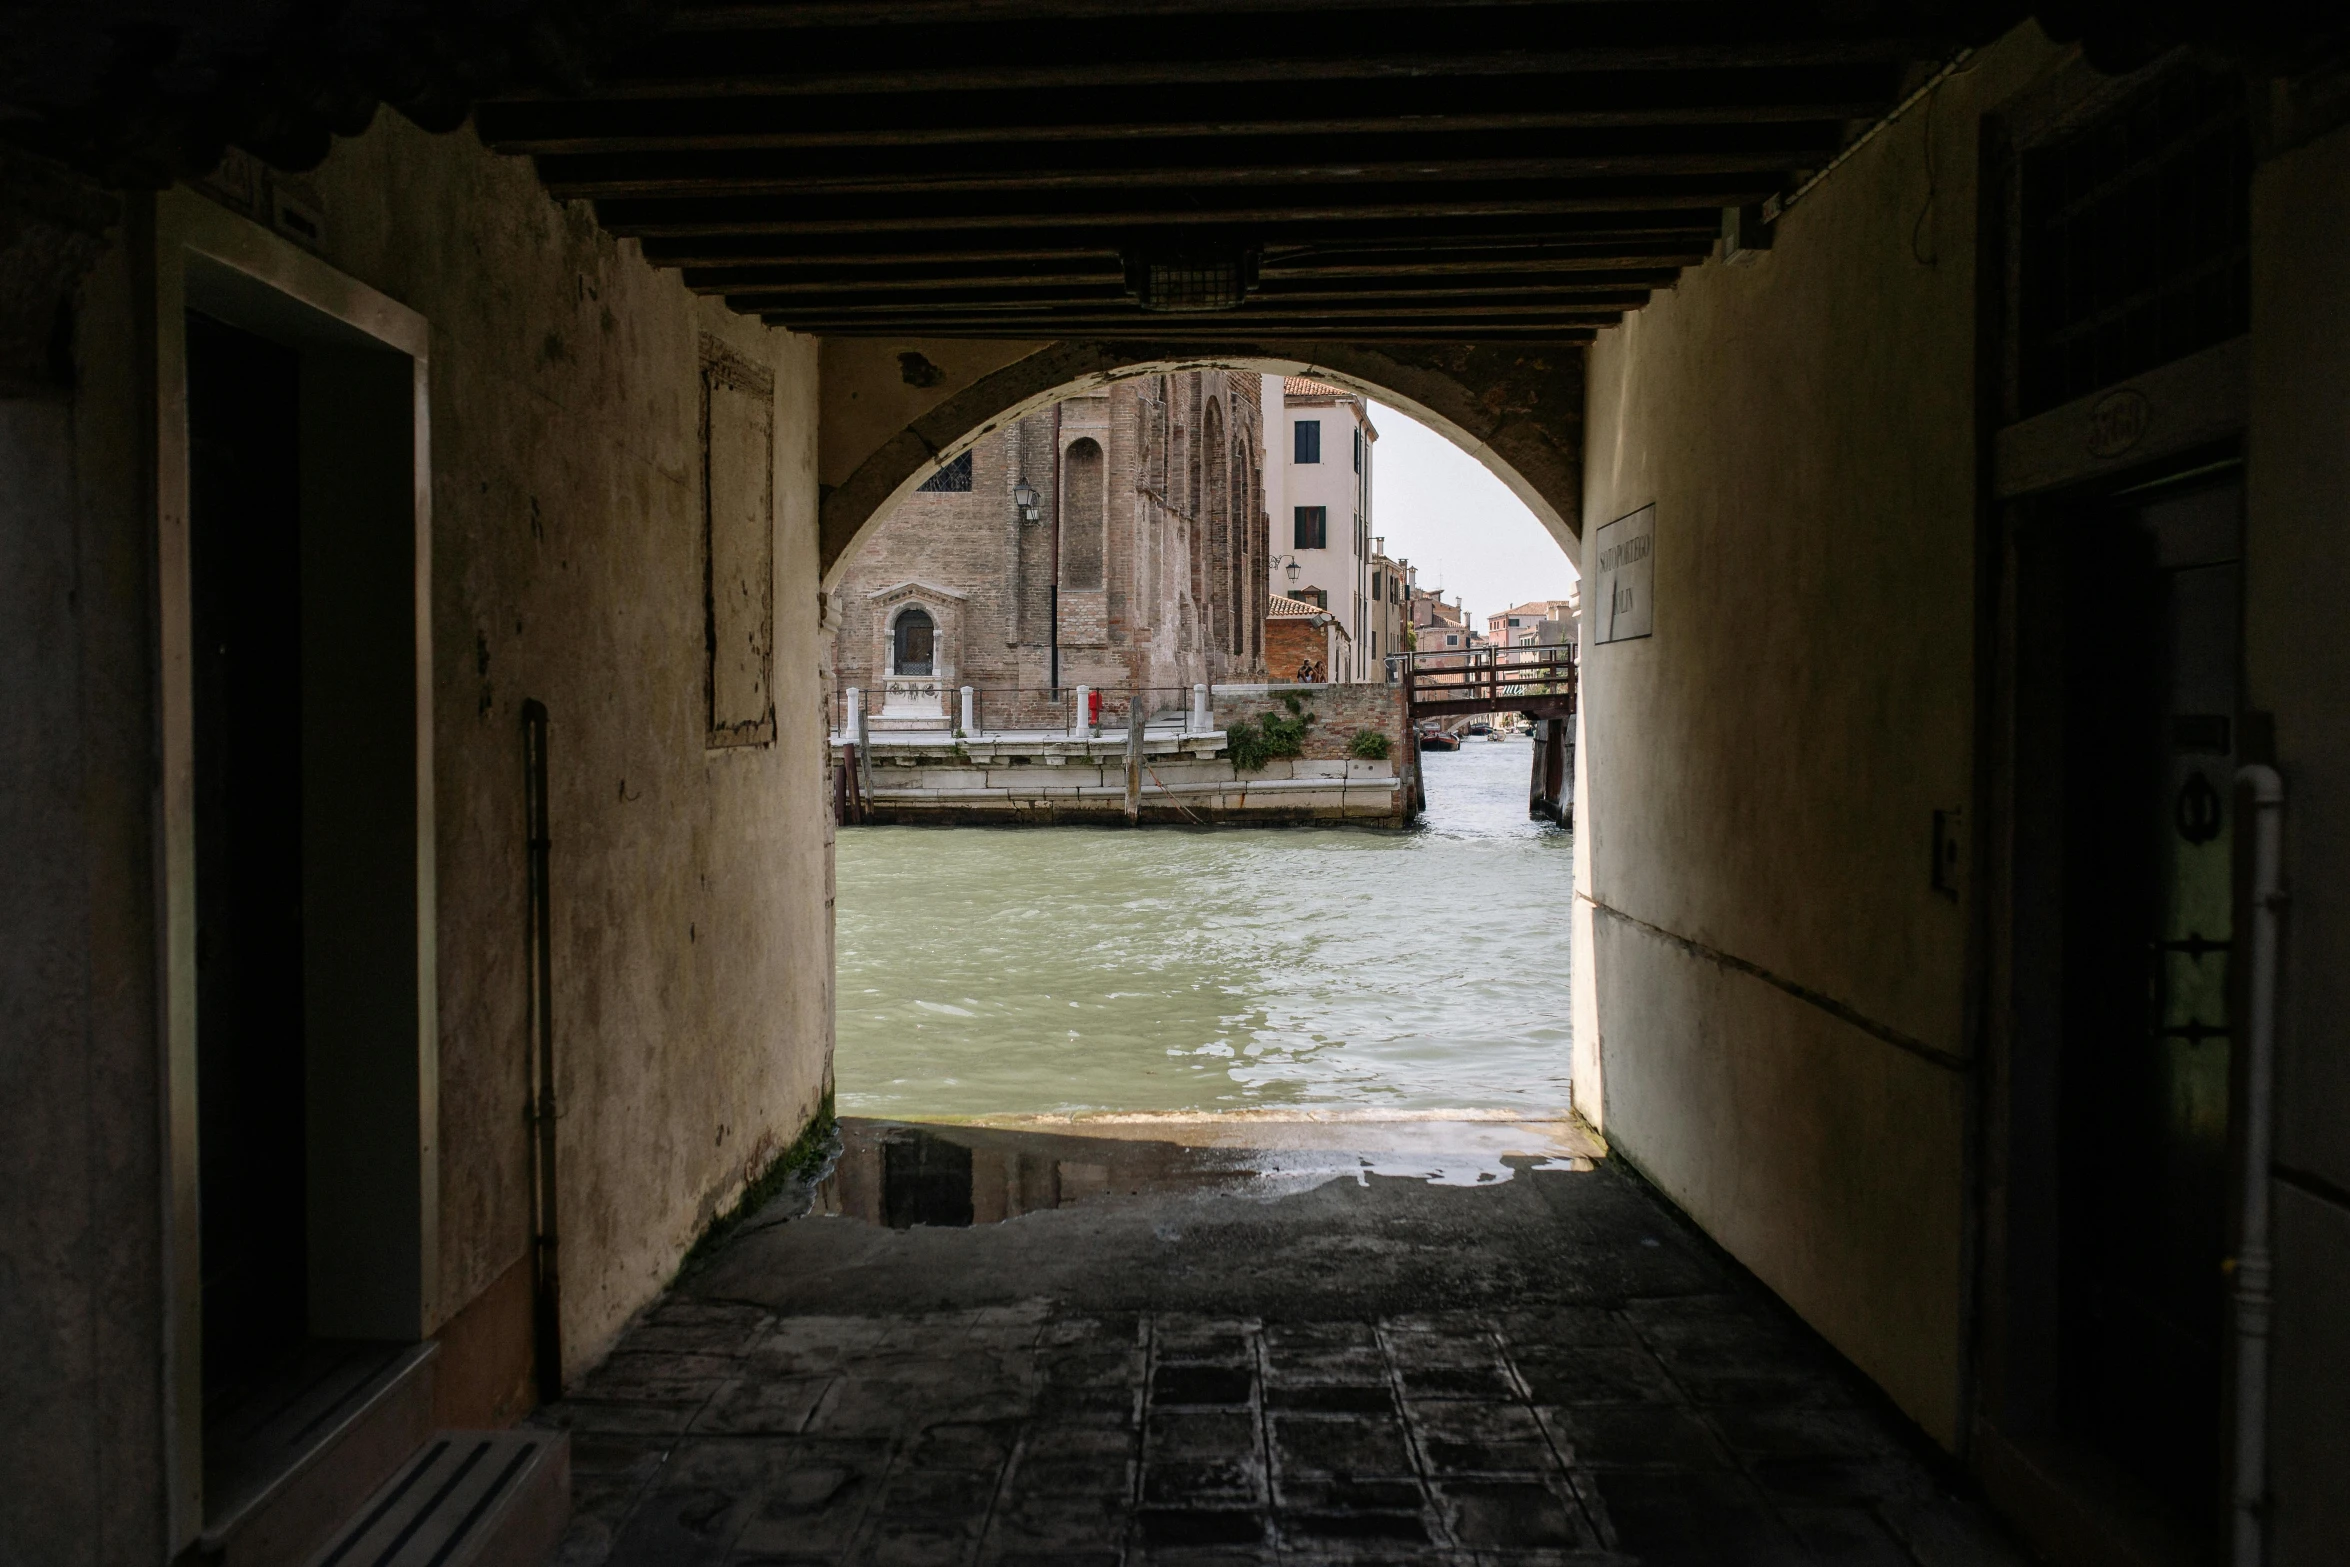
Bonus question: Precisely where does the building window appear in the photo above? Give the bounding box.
[1508,617,1522,627]
[1446,634,1459,646]
[892,606,935,676]
[1294,420,1321,464]
[2019,64,2249,417]
[1353,427,1361,472]
[916,451,973,492]
[1294,505,1327,549]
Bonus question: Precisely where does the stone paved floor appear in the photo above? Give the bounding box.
[540,1119,2029,1566]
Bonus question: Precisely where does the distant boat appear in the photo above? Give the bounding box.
[1417,728,1461,752]
[1465,721,1491,736]
[1486,729,1507,741]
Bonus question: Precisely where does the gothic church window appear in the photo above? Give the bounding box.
[1062,437,1105,589]
[917,451,973,491]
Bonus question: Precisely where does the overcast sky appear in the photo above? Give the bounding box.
[1367,401,1578,626]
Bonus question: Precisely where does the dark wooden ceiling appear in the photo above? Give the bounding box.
[473,2,2027,343]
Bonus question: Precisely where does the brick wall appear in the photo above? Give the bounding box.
[1265,616,1325,682]
[1212,681,1408,761]
[833,371,1269,730]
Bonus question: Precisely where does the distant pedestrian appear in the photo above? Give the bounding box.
[1296,657,1314,682]
[1312,660,1327,683]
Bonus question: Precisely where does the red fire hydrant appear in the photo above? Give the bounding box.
[1088,689,1104,727]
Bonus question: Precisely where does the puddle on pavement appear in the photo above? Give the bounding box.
[810,1114,1601,1230]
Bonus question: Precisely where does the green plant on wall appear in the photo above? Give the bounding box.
[1227,694,1314,773]
[1347,728,1391,761]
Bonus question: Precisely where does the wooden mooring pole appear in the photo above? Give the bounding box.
[1125,692,1144,824]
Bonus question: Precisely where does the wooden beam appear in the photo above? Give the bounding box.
[757,303,1633,328]
[635,214,1721,267]
[576,46,1933,102]
[775,323,1603,341]
[532,124,1839,200]
[593,180,1778,237]
[474,68,1894,154]
[681,267,1679,301]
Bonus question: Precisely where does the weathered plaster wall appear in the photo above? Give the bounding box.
[7,107,833,1548]
[2246,114,2350,1563]
[0,220,172,1563]
[1573,27,2063,1448]
[283,113,831,1376]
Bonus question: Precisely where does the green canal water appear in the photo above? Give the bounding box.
[834,736,1575,1118]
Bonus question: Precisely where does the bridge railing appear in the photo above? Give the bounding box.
[1402,643,1579,716]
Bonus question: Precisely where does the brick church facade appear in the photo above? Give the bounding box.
[832,371,1268,728]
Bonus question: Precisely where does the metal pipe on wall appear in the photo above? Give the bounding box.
[1049,401,1063,694]
[2232,763,2285,1567]
[521,698,563,1403]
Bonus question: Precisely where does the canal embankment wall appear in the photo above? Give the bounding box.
[837,681,1416,825]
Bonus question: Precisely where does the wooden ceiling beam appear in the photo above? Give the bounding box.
[635,215,1721,268]
[557,40,1945,102]
[757,302,1636,328]
[473,68,1896,154]
[593,182,1775,238]
[680,266,1680,300]
[544,152,1821,202]
[773,323,1603,341]
[531,120,1842,201]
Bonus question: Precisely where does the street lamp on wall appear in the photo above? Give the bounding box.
[1013,478,1040,522]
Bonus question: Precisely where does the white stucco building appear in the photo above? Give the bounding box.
[1261,376,1377,680]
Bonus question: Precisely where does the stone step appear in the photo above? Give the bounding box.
[301,1430,569,1567]
[202,1341,440,1567]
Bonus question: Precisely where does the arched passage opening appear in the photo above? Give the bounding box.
[816,340,1587,592]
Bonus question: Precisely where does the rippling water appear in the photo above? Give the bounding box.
[834,736,1574,1117]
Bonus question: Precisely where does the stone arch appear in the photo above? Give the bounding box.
[818,339,1584,589]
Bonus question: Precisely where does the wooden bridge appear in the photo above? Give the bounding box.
[1402,644,1578,725]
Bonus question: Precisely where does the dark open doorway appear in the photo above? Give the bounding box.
[178,258,434,1529]
[188,312,311,1408]
[2041,464,2245,1549]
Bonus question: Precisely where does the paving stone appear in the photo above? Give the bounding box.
[1702,1404,1907,1461]
[1260,1326,1388,1387]
[1746,1455,1941,1506]
[1508,1346,1679,1406]
[1152,1316,1257,1361]
[560,1397,715,1436]
[1270,1411,1416,1478]
[1274,1477,1427,1513]
[1782,1504,1924,1565]
[1152,1363,1255,1406]
[1134,1507,1269,1549]
[1432,1479,1591,1549]
[1878,1497,2037,1567]
[627,1318,773,1357]
[849,1521,979,1566]
[1496,1308,1638,1350]
[1538,1406,1724,1469]
[1406,1401,1562,1475]
[694,1376,835,1435]
[872,1465,1001,1519]
[1393,1362,1522,1401]
[556,1134,2026,1567]
[1277,1507,1434,1547]
[1578,1469,1808,1565]
[580,1351,742,1400]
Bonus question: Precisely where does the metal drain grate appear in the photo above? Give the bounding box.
[306,1431,564,1567]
